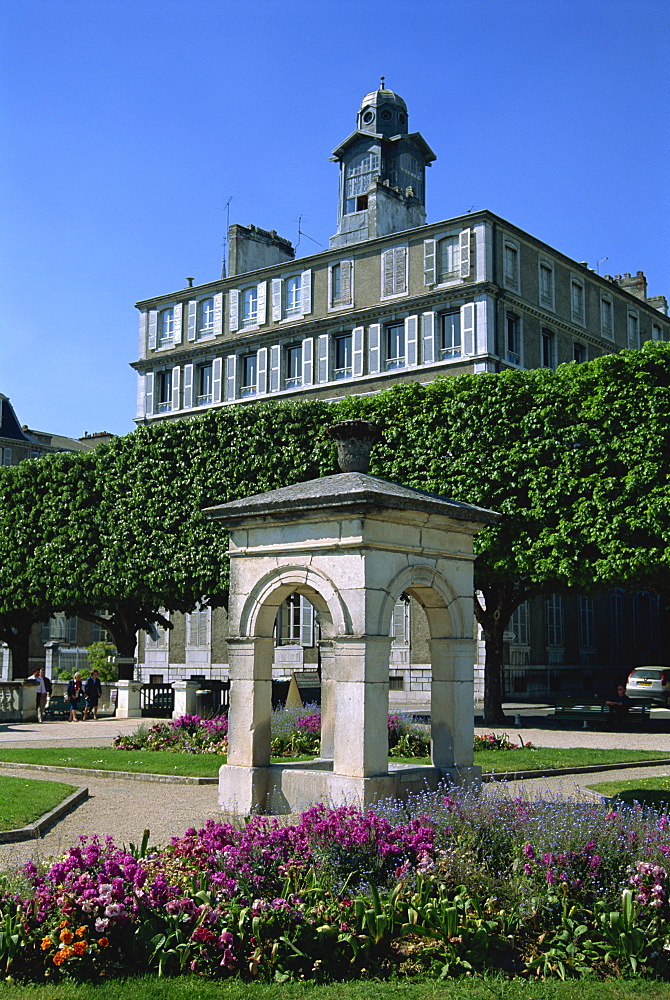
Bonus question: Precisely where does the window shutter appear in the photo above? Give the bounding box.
[422,311,436,364]
[317,334,330,382]
[136,373,146,419]
[173,303,183,344]
[301,269,312,315]
[394,247,407,293]
[302,337,314,386]
[368,322,380,373]
[229,289,239,332]
[269,344,281,392]
[171,366,181,410]
[353,326,364,376]
[461,303,475,355]
[225,355,237,401]
[212,358,222,403]
[66,617,78,644]
[392,598,409,643]
[405,315,418,366]
[257,281,267,324]
[382,249,394,296]
[187,300,197,341]
[182,363,194,408]
[459,228,471,278]
[213,293,223,335]
[145,372,154,415]
[423,239,436,285]
[342,260,353,305]
[257,347,268,395]
[138,311,148,359]
[271,279,282,321]
[148,310,157,350]
[300,596,313,647]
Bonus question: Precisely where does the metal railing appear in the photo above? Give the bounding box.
[140,684,175,718]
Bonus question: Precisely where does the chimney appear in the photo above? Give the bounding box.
[613,270,648,301]
[228,224,295,277]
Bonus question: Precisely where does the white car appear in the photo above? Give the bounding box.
[626,666,670,707]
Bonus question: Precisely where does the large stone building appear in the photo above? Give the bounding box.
[129,85,669,701]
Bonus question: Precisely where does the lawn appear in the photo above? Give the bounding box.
[589,773,670,807]
[0,745,668,777]
[0,774,78,831]
[0,974,668,1000]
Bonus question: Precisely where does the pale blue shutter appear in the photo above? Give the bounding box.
[461,303,475,355]
[257,347,268,395]
[423,240,436,285]
[138,311,148,359]
[148,310,157,350]
[422,311,436,364]
[269,345,281,391]
[459,229,471,278]
[171,366,181,410]
[229,290,239,332]
[352,326,364,376]
[317,334,329,382]
[394,247,407,293]
[341,260,353,305]
[187,301,197,342]
[271,279,282,321]
[382,249,394,296]
[225,355,237,400]
[257,281,267,324]
[368,323,380,373]
[212,358,222,403]
[145,372,154,414]
[301,269,312,315]
[213,293,223,335]
[136,373,146,419]
[66,617,77,644]
[173,303,183,344]
[182,364,194,407]
[405,316,418,366]
[300,596,314,646]
[302,337,314,386]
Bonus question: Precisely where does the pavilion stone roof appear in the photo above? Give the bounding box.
[203,472,499,526]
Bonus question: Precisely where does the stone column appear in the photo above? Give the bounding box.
[115,680,143,718]
[172,680,200,719]
[332,636,392,778]
[429,637,476,771]
[226,637,274,767]
[318,641,336,759]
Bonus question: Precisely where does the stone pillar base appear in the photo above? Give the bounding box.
[115,680,143,718]
[172,680,200,719]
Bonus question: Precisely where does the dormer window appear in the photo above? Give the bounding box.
[200,298,215,333]
[243,286,258,326]
[159,308,174,346]
[344,152,380,214]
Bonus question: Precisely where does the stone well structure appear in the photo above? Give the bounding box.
[205,439,498,814]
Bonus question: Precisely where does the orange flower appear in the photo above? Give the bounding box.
[73,940,87,955]
[75,925,88,937]
[97,936,110,948]
[53,951,66,966]
[60,946,74,959]
[40,935,53,950]
[59,929,74,944]
[59,919,70,928]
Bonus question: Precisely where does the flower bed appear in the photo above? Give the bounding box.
[3,786,670,983]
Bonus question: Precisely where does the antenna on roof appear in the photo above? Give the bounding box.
[380,75,385,90]
[295,215,324,253]
[221,196,232,277]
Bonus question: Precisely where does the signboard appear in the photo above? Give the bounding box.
[503,631,517,642]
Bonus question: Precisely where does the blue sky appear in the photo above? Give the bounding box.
[1,0,668,439]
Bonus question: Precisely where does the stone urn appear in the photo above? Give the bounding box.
[326,420,382,473]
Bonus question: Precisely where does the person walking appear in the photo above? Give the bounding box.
[82,670,103,720]
[32,668,47,723]
[66,672,83,722]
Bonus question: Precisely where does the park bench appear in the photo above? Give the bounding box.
[43,694,70,719]
[552,699,649,729]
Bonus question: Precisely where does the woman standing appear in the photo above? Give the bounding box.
[66,672,82,722]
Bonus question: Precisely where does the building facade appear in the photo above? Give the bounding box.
[129,85,669,700]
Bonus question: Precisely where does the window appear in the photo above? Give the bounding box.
[285,344,302,388]
[609,589,624,648]
[186,606,210,649]
[440,311,461,357]
[503,241,519,289]
[197,363,212,405]
[240,354,258,396]
[381,246,407,297]
[438,236,460,282]
[539,261,555,309]
[242,287,258,327]
[271,271,311,321]
[541,328,555,369]
[505,312,521,365]
[633,591,660,649]
[627,312,640,349]
[600,296,613,339]
[570,279,585,324]
[653,322,669,342]
[391,594,410,646]
[147,611,168,648]
[386,323,405,369]
[285,276,301,316]
[579,596,595,648]
[41,614,77,643]
[156,370,172,412]
[2,448,11,466]
[546,594,564,647]
[200,298,215,333]
[510,601,530,646]
[573,342,586,363]
[275,594,314,646]
[159,307,174,346]
[334,334,353,379]
[329,261,353,308]
[344,152,380,214]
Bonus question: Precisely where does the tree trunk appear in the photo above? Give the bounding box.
[0,613,35,679]
[474,580,535,726]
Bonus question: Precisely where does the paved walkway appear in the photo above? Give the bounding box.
[0,714,668,870]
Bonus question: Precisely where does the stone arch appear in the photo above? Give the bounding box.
[238,565,350,641]
[377,564,467,641]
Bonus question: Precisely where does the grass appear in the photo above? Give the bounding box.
[0,974,669,1000]
[0,775,78,831]
[589,773,670,807]
[0,746,669,778]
